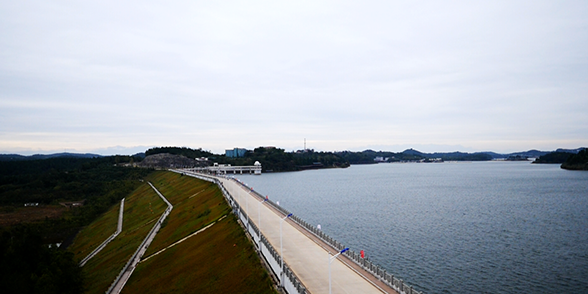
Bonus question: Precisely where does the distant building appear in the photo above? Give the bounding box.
[225,148,247,158]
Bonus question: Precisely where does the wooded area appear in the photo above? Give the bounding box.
[561,149,588,170]
[0,156,152,294]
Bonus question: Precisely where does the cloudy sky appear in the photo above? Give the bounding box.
[1,1,587,155]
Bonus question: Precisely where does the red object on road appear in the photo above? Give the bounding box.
[360,250,365,258]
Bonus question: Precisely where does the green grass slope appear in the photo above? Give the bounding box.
[70,183,167,294]
[123,171,277,294]
[143,171,230,256]
[124,214,275,294]
[69,200,120,262]
[70,171,277,293]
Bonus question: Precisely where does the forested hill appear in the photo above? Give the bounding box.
[0,156,153,294]
[145,146,215,159]
[533,152,574,164]
[336,149,493,163]
[0,152,102,161]
[142,146,350,172]
[218,147,349,172]
[0,156,148,207]
[561,149,588,170]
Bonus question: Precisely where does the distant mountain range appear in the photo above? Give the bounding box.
[403,148,586,160]
[0,148,585,162]
[479,150,549,159]
[0,152,102,161]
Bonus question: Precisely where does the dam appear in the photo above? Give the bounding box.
[174,169,422,294]
[185,161,262,175]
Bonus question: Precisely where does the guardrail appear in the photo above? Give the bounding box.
[173,170,309,294]
[176,169,424,294]
[80,198,125,267]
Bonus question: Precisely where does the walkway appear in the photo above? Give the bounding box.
[218,176,398,294]
[106,182,173,294]
[79,198,125,267]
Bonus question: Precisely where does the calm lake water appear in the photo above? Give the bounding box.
[234,161,588,294]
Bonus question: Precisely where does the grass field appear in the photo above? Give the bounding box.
[70,182,167,294]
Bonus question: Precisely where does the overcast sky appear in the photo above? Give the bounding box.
[1,1,587,155]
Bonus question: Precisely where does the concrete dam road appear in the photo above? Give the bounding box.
[220,177,388,294]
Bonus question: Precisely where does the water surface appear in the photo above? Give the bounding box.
[236,162,588,293]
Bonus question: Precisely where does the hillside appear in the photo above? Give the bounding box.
[561,149,588,170]
[220,147,349,172]
[336,149,492,163]
[533,152,574,164]
[0,156,150,294]
[0,152,102,161]
[145,146,350,172]
[70,171,277,294]
[137,153,209,169]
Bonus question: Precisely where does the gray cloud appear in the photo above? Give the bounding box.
[1,1,587,155]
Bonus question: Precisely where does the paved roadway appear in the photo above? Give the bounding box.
[219,177,398,294]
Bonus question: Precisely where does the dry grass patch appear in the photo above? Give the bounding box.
[0,205,67,226]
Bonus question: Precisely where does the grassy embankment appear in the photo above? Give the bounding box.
[122,171,277,293]
[70,171,277,293]
[141,171,228,256]
[69,201,119,261]
[69,183,166,294]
